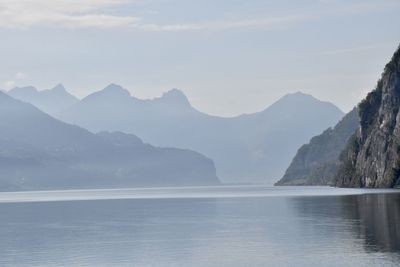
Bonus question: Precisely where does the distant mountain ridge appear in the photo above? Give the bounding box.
[8,84,79,115]
[51,86,344,184]
[0,91,219,191]
[276,107,360,186]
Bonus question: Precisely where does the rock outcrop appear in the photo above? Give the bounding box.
[276,108,359,186]
[335,45,400,188]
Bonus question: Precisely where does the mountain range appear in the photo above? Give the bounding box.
[7,83,344,185]
[8,84,79,115]
[48,86,343,184]
[0,91,219,191]
[3,45,399,189]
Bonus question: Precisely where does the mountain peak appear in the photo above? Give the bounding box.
[271,91,319,108]
[160,88,190,106]
[261,91,344,120]
[80,84,132,104]
[277,91,341,110]
[7,84,78,115]
[51,84,66,92]
[384,44,400,73]
[101,83,131,97]
[282,91,315,100]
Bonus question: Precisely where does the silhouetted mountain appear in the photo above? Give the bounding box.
[276,108,359,186]
[158,88,191,107]
[57,87,344,184]
[336,45,400,188]
[0,91,219,191]
[8,84,78,115]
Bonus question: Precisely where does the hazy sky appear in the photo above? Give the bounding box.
[0,0,399,116]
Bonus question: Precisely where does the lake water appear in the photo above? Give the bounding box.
[0,186,399,267]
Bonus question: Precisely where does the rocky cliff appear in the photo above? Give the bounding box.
[276,108,359,186]
[335,45,400,188]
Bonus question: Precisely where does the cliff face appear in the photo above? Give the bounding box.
[336,45,400,188]
[276,108,359,186]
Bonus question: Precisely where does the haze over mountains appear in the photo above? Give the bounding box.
[6,83,344,185]
[7,84,344,185]
[8,84,79,115]
[0,91,219,191]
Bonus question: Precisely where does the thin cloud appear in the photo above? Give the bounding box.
[0,0,303,31]
[322,42,399,56]
[0,0,139,29]
[0,0,398,31]
[139,23,204,32]
[0,0,307,32]
[137,15,305,32]
[134,0,399,33]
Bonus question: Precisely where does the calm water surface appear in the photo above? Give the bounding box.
[0,186,399,267]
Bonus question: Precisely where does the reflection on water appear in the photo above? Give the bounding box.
[349,194,400,252]
[291,193,400,253]
[0,187,399,267]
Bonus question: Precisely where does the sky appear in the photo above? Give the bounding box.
[0,0,399,117]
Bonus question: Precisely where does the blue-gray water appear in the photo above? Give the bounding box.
[0,186,399,267]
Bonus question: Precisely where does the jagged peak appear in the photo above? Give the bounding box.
[51,83,66,92]
[159,88,190,106]
[384,43,400,73]
[44,84,79,102]
[80,83,132,103]
[99,83,131,97]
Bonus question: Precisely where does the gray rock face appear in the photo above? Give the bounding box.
[335,45,400,188]
[276,108,359,186]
